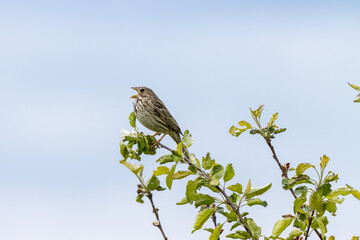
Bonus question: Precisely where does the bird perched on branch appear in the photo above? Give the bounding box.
[130,86,185,149]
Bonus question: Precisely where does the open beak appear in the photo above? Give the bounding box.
[130,87,138,99]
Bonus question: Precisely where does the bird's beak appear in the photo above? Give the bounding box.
[130,87,138,99]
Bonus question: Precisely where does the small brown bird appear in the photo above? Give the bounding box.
[130,87,183,146]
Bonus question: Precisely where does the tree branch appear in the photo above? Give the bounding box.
[265,139,323,240]
[305,210,315,240]
[159,143,256,240]
[211,211,220,240]
[146,192,168,240]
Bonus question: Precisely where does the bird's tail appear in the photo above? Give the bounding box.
[169,131,190,160]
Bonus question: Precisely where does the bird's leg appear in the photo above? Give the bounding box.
[153,132,160,137]
[151,133,167,148]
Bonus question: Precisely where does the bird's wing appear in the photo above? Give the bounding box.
[151,98,182,134]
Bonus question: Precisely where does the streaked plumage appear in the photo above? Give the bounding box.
[130,87,183,144]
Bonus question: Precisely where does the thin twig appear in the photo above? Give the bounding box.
[305,211,315,240]
[211,212,220,240]
[159,143,256,240]
[146,192,168,240]
[265,139,323,240]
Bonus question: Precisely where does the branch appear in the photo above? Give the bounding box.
[265,139,323,240]
[159,143,256,240]
[211,211,220,240]
[304,210,315,240]
[146,192,168,240]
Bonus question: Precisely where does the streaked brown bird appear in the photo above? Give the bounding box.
[130,86,184,146]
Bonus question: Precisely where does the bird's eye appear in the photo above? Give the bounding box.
[140,88,144,92]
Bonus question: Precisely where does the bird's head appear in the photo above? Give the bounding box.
[130,87,156,99]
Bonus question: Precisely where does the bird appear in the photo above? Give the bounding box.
[130,86,188,155]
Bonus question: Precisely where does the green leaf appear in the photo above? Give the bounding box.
[186,180,198,203]
[296,163,314,176]
[156,154,175,164]
[246,198,265,207]
[228,183,243,194]
[294,186,308,196]
[250,105,264,119]
[229,121,253,137]
[246,183,272,198]
[224,164,235,182]
[136,194,144,203]
[192,208,214,233]
[311,216,328,238]
[309,191,322,210]
[294,218,306,231]
[324,173,339,183]
[120,142,129,159]
[325,201,337,215]
[226,231,251,239]
[246,219,261,238]
[173,170,195,179]
[166,164,177,189]
[153,166,170,176]
[209,223,224,240]
[286,228,303,240]
[318,183,332,197]
[327,186,353,198]
[177,142,183,156]
[320,155,330,171]
[271,217,294,238]
[129,112,136,128]
[244,179,251,196]
[354,93,360,102]
[176,197,189,205]
[210,164,224,186]
[351,237,360,240]
[202,153,215,170]
[346,184,360,200]
[268,112,278,127]
[120,160,143,177]
[348,82,360,91]
[293,195,307,214]
[220,210,238,222]
[203,228,214,233]
[328,236,335,240]
[230,222,241,231]
[146,175,160,191]
[182,130,194,148]
[194,194,215,208]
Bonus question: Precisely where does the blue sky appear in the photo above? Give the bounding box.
[1,1,360,239]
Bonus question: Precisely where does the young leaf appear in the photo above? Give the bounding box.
[173,171,195,179]
[246,198,265,207]
[176,197,189,205]
[194,194,215,208]
[166,164,177,189]
[271,217,294,238]
[226,231,251,239]
[153,166,170,176]
[327,186,353,198]
[246,183,272,198]
[346,184,360,200]
[129,112,136,128]
[309,191,322,210]
[182,130,194,148]
[295,163,314,176]
[120,160,144,177]
[348,82,360,91]
[177,142,183,156]
[202,153,215,170]
[287,228,303,239]
[320,155,330,170]
[294,186,308,196]
[224,164,235,182]
[246,219,261,238]
[209,223,225,240]
[293,195,307,214]
[192,208,214,233]
[146,175,160,191]
[186,180,198,203]
[210,164,224,186]
[354,93,360,102]
[244,179,251,196]
[228,183,243,194]
[229,121,253,137]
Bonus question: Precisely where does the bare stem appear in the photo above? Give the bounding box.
[211,212,220,240]
[265,139,323,240]
[159,143,256,240]
[304,211,315,240]
[146,192,168,240]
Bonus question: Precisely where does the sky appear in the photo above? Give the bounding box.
[1,0,360,239]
